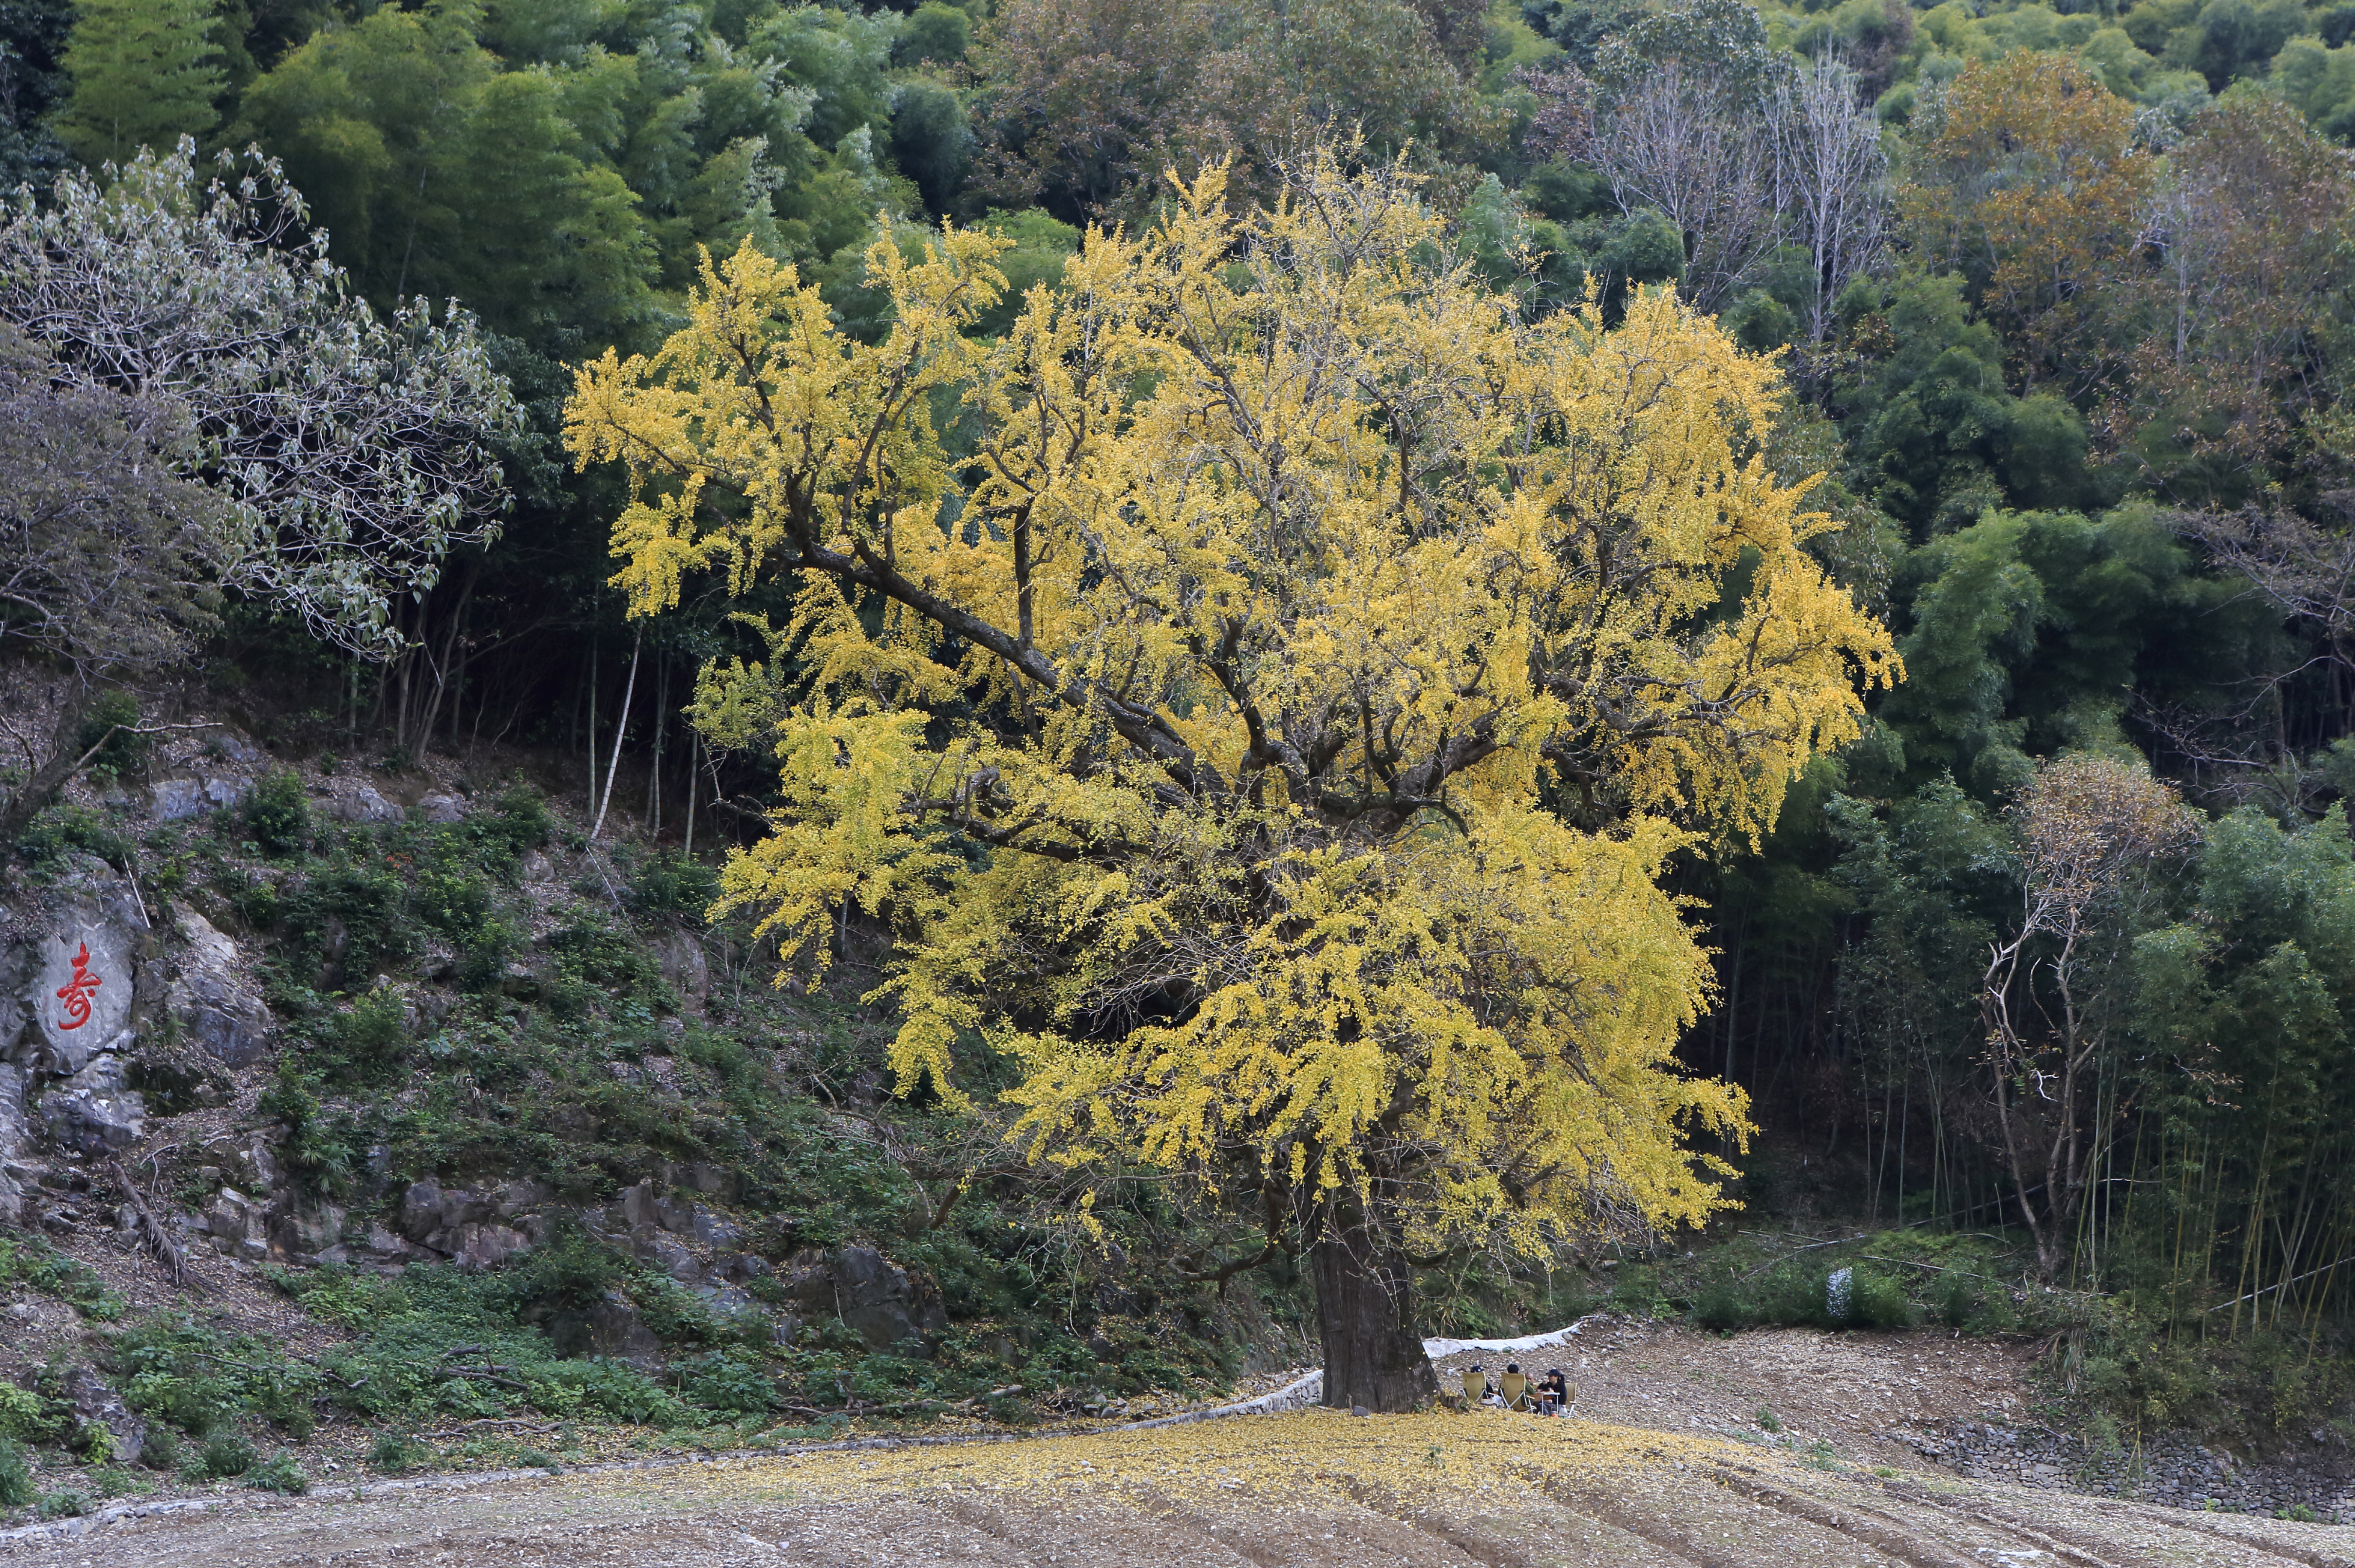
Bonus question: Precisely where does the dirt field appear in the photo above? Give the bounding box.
[5,1407,2348,1567]
[5,1318,2350,1567]
[1443,1316,2038,1469]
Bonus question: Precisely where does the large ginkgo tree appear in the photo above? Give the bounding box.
[566,152,1897,1410]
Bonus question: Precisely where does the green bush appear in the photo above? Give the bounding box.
[35,1487,91,1518]
[1848,1269,1918,1330]
[486,784,552,858]
[139,1426,184,1474]
[0,1236,121,1319]
[244,768,312,856]
[16,803,132,873]
[367,1430,420,1472]
[544,914,656,996]
[0,1438,32,1507]
[302,986,411,1085]
[245,1451,307,1494]
[282,861,413,976]
[0,1385,58,1443]
[677,1351,777,1413]
[202,1431,255,1478]
[76,688,148,779]
[256,1057,352,1194]
[1691,1280,1753,1335]
[629,850,720,919]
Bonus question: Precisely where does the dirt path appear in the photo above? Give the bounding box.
[6,1402,2348,1568]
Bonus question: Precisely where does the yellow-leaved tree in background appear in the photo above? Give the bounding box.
[566,151,1898,1410]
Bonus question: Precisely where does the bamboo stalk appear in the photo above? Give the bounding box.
[591,625,642,843]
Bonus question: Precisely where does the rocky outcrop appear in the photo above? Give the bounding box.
[320,779,402,823]
[417,791,466,823]
[0,858,155,1160]
[59,1366,144,1467]
[391,1178,543,1267]
[656,930,709,1012]
[165,907,272,1067]
[781,1243,948,1351]
[149,774,252,822]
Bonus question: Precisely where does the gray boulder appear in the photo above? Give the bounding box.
[417,792,466,823]
[450,1222,528,1269]
[271,1200,346,1260]
[323,781,402,824]
[397,1179,445,1243]
[0,1064,28,1157]
[786,1245,946,1351]
[40,1085,144,1154]
[166,908,274,1066]
[150,774,250,822]
[586,1290,664,1369]
[614,1180,662,1232]
[61,1367,144,1467]
[22,878,146,1075]
[202,1187,269,1259]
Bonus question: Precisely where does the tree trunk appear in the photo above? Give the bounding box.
[1311,1199,1437,1413]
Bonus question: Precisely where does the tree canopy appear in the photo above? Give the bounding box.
[569,153,1894,1407]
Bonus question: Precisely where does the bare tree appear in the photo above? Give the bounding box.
[1981,754,2199,1279]
[1770,55,1889,345]
[1590,61,1784,312]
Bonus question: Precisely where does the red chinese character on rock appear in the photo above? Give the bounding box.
[54,941,101,1031]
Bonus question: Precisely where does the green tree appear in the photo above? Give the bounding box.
[0,0,73,189]
[55,0,224,167]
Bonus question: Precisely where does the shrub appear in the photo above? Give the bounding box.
[677,1351,777,1413]
[303,986,411,1085]
[282,861,413,976]
[544,914,655,995]
[244,768,312,856]
[1691,1280,1753,1335]
[1848,1269,1918,1330]
[0,1385,58,1443]
[256,1057,351,1193]
[76,688,147,778]
[139,1426,184,1474]
[35,1487,91,1518]
[245,1451,307,1494]
[486,784,552,857]
[367,1430,420,1473]
[16,803,132,872]
[0,1438,32,1507]
[629,850,720,919]
[201,1430,255,1478]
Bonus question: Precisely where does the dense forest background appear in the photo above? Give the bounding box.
[13,0,2355,1433]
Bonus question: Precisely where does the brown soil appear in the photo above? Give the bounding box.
[5,1331,2348,1568]
[1432,1315,2038,1471]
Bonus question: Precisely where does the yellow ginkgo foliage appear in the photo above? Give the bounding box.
[566,151,1898,1411]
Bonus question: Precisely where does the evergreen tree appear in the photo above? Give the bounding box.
[55,0,223,168]
[0,0,73,190]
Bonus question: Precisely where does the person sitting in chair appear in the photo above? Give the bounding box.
[1499,1362,1529,1411]
[1462,1363,1490,1404]
[1537,1368,1570,1415]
